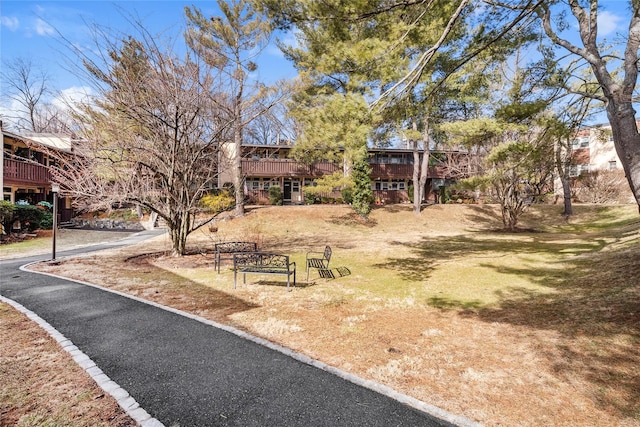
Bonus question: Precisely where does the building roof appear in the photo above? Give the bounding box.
[13,132,74,153]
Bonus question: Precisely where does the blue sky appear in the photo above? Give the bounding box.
[0,0,297,116]
[0,0,634,127]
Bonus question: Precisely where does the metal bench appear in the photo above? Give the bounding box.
[214,241,258,273]
[306,245,332,281]
[233,252,297,291]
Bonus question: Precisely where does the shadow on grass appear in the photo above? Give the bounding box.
[379,228,640,418]
[376,232,608,282]
[117,253,262,321]
[475,244,640,418]
[326,208,379,228]
[245,279,316,289]
[427,296,483,310]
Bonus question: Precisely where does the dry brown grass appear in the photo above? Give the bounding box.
[15,203,640,426]
[0,303,137,426]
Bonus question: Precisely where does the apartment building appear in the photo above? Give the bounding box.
[570,123,625,177]
[228,144,468,205]
[1,128,74,221]
[3,124,470,221]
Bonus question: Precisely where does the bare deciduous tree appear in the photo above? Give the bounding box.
[2,58,50,132]
[52,27,234,256]
[489,0,640,211]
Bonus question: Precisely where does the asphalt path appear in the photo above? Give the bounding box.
[1,230,478,427]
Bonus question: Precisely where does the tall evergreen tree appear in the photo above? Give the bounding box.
[255,0,528,214]
[185,0,273,217]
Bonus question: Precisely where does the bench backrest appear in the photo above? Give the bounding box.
[323,246,332,262]
[233,252,290,268]
[215,241,257,254]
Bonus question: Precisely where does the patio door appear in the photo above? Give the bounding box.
[283,179,292,204]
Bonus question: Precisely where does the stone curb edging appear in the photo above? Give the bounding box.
[0,294,164,427]
[19,263,483,427]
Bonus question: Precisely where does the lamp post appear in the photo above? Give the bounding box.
[51,183,60,261]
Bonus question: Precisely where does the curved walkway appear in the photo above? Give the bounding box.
[1,230,480,427]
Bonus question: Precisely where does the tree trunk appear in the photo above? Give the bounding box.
[411,117,431,215]
[169,212,190,256]
[561,176,573,217]
[604,102,640,211]
[555,138,573,217]
[233,128,244,217]
[233,76,245,217]
[419,114,430,211]
[412,140,421,215]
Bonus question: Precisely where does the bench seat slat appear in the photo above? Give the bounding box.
[233,252,296,291]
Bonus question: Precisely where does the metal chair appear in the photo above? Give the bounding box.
[305,245,332,281]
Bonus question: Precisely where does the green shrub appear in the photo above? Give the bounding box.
[439,186,451,204]
[408,184,414,203]
[303,190,319,205]
[268,185,283,206]
[351,154,373,218]
[0,200,16,234]
[341,187,353,204]
[13,205,45,231]
[40,211,54,229]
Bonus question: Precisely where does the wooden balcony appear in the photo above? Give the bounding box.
[241,159,340,177]
[369,164,458,179]
[370,163,414,178]
[3,158,51,186]
[242,159,467,180]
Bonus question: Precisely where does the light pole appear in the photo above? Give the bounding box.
[51,183,60,261]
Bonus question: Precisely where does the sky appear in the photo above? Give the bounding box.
[0,0,635,128]
[0,0,297,124]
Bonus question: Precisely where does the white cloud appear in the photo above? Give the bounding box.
[278,30,300,51]
[266,29,300,58]
[1,16,19,31]
[52,86,94,111]
[598,11,623,37]
[0,86,94,130]
[34,18,55,36]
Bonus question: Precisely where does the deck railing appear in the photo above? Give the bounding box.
[242,159,466,179]
[3,158,51,185]
[241,159,340,177]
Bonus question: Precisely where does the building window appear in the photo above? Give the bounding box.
[375,181,390,190]
[15,147,29,160]
[570,164,590,176]
[608,160,617,170]
[247,179,259,190]
[390,180,405,190]
[571,137,589,149]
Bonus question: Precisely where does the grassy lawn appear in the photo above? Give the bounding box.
[6,203,640,426]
